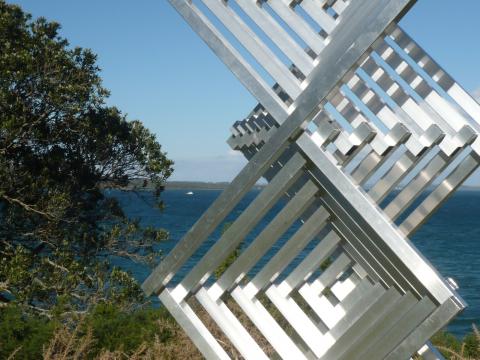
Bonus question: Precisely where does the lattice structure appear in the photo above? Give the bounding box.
[143,1,480,359]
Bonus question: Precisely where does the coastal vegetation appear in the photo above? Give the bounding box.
[0,0,175,355]
[1,301,479,359]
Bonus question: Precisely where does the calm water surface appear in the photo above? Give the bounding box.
[110,188,480,338]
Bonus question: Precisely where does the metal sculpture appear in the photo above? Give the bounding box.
[143,1,480,358]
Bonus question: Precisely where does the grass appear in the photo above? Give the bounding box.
[432,325,480,360]
[2,302,479,359]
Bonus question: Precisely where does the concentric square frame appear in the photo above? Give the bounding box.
[143,1,480,358]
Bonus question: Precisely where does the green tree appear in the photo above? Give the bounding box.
[0,1,173,316]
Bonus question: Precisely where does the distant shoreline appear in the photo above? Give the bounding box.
[164,181,480,192]
[165,181,265,191]
[125,179,480,192]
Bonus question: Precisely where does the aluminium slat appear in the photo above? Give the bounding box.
[297,132,454,303]
[316,283,387,356]
[339,292,418,360]
[243,206,330,298]
[342,241,381,283]
[390,26,480,132]
[416,341,446,360]
[231,286,309,360]
[358,296,436,360]
[328,212,406,294]
[158,289,231,360]
[200,0,302,99]
[330,89,373,129]
[390,26,453,90]
[302,278,375,330]
[168,0,289,122]
[367,149,430,204]
[237,135,382,300]
[233,126,462,354]
[343,73,401,131]
[145,0,414,298]
[331,0,348,14]
[300,0,337,34]
[278,230,341,297]
[298,257,362,329]
[170,152,306,302]
[357,61,434,136]
[385,298,462,360]
[359,57,434,134]
[446,83,480,129]
[399,152,480,235]
[383,151,462,222]
[269,152,407,293]
[307,263,360,301]
[266,141,436,300]
[244,134,398,302]
[328,87,409,158]
[301,287,345,329]
[332,122,376,160]
[326,86,411,174]
[321,287,402,360]
[377,39,469,134]
[236,0,314,76]
[348,71,430,142]
[335,277,375,312]
[208,180,319,300]
[260,145,302,184]
[307,253,352,294]
[267,0,326,54]
[302,139,430,291]
[266,284,339,358]
[350,151,387,184]
[195,288,269,360]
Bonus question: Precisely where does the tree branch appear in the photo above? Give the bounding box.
[2,195,55,220]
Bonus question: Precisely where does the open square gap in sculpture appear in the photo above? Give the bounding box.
[143,1,480,359]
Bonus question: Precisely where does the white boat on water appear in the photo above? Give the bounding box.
[186,191,194,195]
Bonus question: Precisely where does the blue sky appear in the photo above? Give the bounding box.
[10,0,480,183]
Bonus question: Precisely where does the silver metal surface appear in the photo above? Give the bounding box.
[144,0,479,358]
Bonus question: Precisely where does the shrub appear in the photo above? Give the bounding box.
[0,305,56,359]
[432,325,480,360]
[85,303,171,357]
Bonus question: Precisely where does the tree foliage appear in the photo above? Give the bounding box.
[0,1,173,315]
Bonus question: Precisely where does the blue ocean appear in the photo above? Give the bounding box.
[110,188,480,338]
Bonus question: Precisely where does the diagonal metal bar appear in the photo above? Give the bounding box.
[142,1,480,359]
[143,0,416,296]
